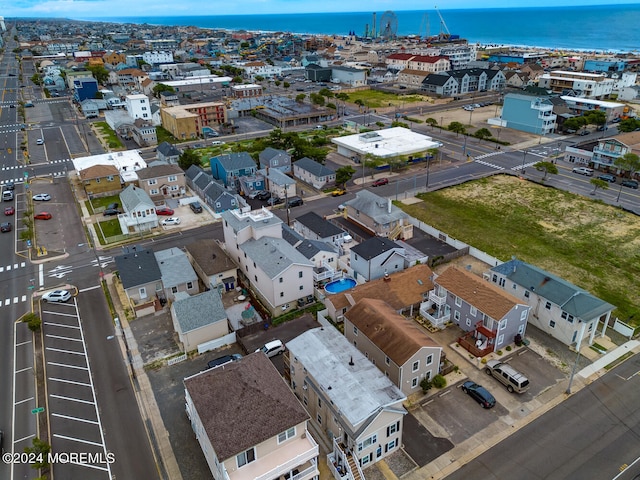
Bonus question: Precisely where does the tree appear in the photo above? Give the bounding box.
[295,93,306,103]
[335,166,356,187]
[309,93,325,106]
[318,87,334,98]
[584,110,606,128]
[254,75,264,82]
[22,312,41,332]
[178,149,202,170]
[533,161,558,181]
[590,178,609,195]
[425,117,438,129]
[618,118,640,133]
[614,152,640,178]
[447,121,466,136]
[152,83,175,98]
[474,128,493,142]
[30,73,42,86]
[232,75,243,83]
[282,81,290,89]
[335,93,349,102]
[563,117,587,132]
[86,64,109,85]
[24,437,51,469]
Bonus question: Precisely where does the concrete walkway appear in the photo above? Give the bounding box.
[578,339,640,380]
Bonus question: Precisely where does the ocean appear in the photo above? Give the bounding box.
[97,4,640,53]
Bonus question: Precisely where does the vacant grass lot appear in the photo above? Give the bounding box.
[343,90,430,109]
[401,175,640,326]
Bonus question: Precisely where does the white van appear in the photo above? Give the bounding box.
[2,190,14,202]
[255,340,285,358]
[211,140,225,146]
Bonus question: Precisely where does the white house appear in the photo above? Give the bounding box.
[125,93,151,121]
[119,184,158,233]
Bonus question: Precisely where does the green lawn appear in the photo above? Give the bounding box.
[399,175,640,326]
[94,122,123,149]
[85,194,121,214]
[343,90,430,109]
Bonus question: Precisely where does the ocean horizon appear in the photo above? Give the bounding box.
[93,4,640,53]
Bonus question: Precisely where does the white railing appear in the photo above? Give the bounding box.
[253,434,318,480]
[428,290,447,306]
[420,302,450,329]
[291,462,319,480]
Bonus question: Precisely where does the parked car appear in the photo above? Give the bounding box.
[34,212,52,220]
[41,289,71,303]
[572,167,593,176]
[36,138,44,145]
[579,130,590,136]
[372,178,389,187]
[0,222,11,233]
[4,206,14,216]
[107,202,119,210]
[485,360,530,393]
[161,217,181,226]
[207,353,242,369]
[255,340,285,358]
[332,188,347,197]
[286,196,304,208]
[255,191,271,201]
[621,180,639,189]
[155,207,174,216]
[267,196,283,206]
[103,208,121,216]
[598,174,616,183]
[565,129,577,134]
[461,381,496,408]
[189,202,203,213]
[4,182,14,191]
[33,193,51,201]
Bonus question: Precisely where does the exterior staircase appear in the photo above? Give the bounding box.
[347,453,365,480]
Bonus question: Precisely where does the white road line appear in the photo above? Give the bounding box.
[47,362,88,371]
[78,285,101,293]
[51,413,99,425]
[43,321,80,329]
[15,366,33,374]
[53,433,104,447]
[39,264,44,286]
[21,262,25,268]
[48,378,92,387]
[21,295,26,302]
[45,347,85,356]
[45,334,83,342]
[41,311,79,318]
[14,433,36,444]
[66,461,110,472]
[4,299,9,306]
[16,340,32,347]
[50,394,95,405]
[13,263,18,269]
[15,396,34,405]
[13,296,18,303]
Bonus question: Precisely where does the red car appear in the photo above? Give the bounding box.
[34,212,52,220]
[4,206,14,216]
[372,178,389,187]
[155,207,174,216]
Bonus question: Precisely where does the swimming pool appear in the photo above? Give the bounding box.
[324,277,356,294]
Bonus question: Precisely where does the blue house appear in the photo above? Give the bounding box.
[210,152,257,188]
[501,93,557,135]
[73,77,99,102]
[185,165,243,214]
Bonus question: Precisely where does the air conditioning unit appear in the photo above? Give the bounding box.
[303,385,308,390]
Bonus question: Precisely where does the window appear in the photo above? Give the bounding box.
[150,188,159,195]
[303,396,308,406]
[411,377,418,387]
[500,320,507,330]
[279,277,283,283]
[299,271,303,278]
[168,175,177,182]
[171,286,178,294]
[170,185,179,191]
[299,285,304,290]
[545,301,552,310]
[386,421,399,437]
[385,356,390,366]
[470,306,477,317]
[254,275,257,281]
[317,414,322,425]
[497,334,504,345]
[412,361,419,372]
[278,427,296,443]
[499,278,505,287]
[549,320,556,328]
[148,179,157,185]
[280,292,284,297]
[236,448,255,468]
[512,282,517,290]
[318,398,322,408]
[426,354,433,366]
[454,311,461,321]
[358,434,377,451]
[520,309,528,321]
[455,296,462,307]
[186,282,193,289]
[353,326,358,336]
[107,175,114,182]
[385,439,398,452]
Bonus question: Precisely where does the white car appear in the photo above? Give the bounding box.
[33,193,51,201]
[255,340,285,358]
[36,138,44,145]
[42,289,71,303]
[572,167,594,176]
[161,217,181,226]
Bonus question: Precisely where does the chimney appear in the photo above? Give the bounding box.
[349,356,354,366]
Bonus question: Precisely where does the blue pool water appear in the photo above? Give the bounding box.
[325,278,356,294]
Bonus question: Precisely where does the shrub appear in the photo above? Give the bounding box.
[432,374,447,389]
[497,350,503,356]
[506,345,512,351]
[22,313,41,332]
[481,357,488,364]
[420,377,432,393]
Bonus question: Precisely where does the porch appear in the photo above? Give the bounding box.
[457,321,497,357]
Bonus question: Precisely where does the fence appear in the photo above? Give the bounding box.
[197,332,237,355]
[167,353,187,366]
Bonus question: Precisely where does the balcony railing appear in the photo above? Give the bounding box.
[419,302,450,329]
[252,432,319,480]
[428,290,447,306]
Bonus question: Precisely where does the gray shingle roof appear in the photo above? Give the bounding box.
[184,239,234,277]
[258,168,295,186]
[294,157,334,177]
[120,184,154,212]
[240,237,313,278]
[114,248,161,289]
[184,353,309,461]
[156,141,181,157]
[344,190,408,225]
[491,259,614,319]
[351,236,402,260]
[296,239,336,259]
[172,289,226,334]
[214,152,256,171]
[154,247,198,289]
[136,163,183,180]
[282,224,304,247]
[294,211,344,238]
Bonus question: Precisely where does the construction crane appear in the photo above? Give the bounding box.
[434,5,451,40]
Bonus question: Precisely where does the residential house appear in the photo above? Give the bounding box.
[350,237,407,282]
[156,141,182,164]
[80,99,100,119]
[136,163,186,204]
[344,298,442,396]
[258,168,295,201]
[79,164,120,198]
[171,289,230,352]
[427,266,531,357]
[118,184,159,233]
[286,327,406,475]
[114,247,163,317]
[73,77,99,102]
[293,211,348,245]
[591,131,640,172]
[211,152,257,188]
[324,264,434,322]
[397,69,430,89]
[538,70,615,99]
[331,65,367,87]
[295,240,338,284]
[184,239,237,291]
[125,93,151,121]
[342,190,413,240]
[501,93,557,136]
[131,118,157,147]
[220,208,314,315]
[185,165,241,214]
[160,102,227,140]
[184,353,319,480]
[293,157,336,190]
[421,73,459,97]
[154,247,199,301]
[488,259,614,350]
[259,147,291,174]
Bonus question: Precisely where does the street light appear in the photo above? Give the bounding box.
[616,183,624,203]
[521,149,528,174]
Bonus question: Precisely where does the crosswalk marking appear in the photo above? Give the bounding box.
[475,159,505,170]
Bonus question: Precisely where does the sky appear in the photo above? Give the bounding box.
[3,0,638,19]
